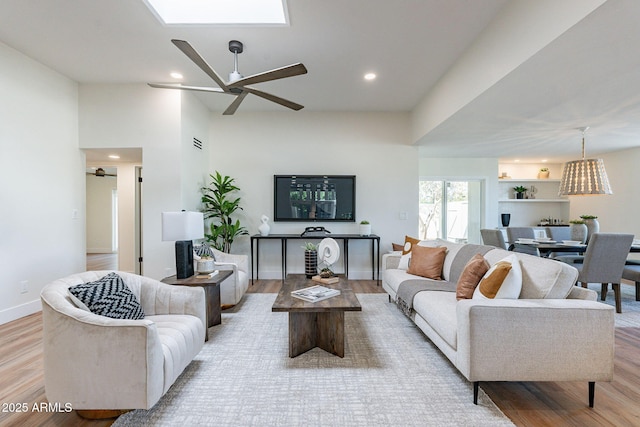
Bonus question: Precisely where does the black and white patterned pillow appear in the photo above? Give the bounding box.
[194,242,216,260]
[68,272,145,320]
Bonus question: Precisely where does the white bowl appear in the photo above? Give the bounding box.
[562,240,582,245]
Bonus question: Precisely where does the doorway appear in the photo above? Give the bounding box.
[419,179,483,244]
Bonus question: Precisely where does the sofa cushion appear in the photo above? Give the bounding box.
[407,245,447,279]
[413,290,458,350]
[68,272,145,320]
[456,254,490,300]
[473,254,522,299]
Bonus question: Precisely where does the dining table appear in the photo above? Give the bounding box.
[511,240,640,258]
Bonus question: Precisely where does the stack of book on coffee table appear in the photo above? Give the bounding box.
[291,285,341,302]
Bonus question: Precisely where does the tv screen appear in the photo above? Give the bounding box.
[274,175,355,222]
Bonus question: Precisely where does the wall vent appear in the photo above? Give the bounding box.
[193,138,203,150]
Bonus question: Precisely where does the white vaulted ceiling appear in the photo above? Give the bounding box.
[1,0,639,161]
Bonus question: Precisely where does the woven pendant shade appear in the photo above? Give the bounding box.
[558,159,612,195]
[558,127,612,196]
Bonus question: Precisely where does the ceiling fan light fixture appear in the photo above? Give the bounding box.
[558,127,612,196]
[95,168,106,177]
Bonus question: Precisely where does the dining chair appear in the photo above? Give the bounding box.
[547,226,581,260]
[480,229,507,249]
[561,233,634,313]
[505,227,536,251]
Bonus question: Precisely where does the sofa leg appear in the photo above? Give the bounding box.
[388,295,391,303]
[600,283,608,301]
[473,381,479,405]
[635,281,640,301]
[589,382,595,408]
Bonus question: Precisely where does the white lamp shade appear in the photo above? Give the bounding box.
[161,211,204,241]
[558,158,613,196]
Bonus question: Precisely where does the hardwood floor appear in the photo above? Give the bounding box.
[2,272,638,426]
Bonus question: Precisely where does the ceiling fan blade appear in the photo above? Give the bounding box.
[148,83,227,93]
[171,39,230,92]
[228,63,308,88]
[243,87,304,111]
[223,92,249,115]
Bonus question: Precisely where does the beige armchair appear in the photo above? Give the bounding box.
[196,246,249,306]
[40,271,206,413]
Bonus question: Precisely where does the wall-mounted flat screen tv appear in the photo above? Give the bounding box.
[274,175,355,222]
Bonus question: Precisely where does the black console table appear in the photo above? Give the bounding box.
[250,234,381,285]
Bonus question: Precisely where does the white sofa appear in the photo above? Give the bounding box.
[40,271,206,412]
[382,239,615,407]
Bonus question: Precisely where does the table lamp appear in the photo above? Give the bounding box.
[162,211,204,279]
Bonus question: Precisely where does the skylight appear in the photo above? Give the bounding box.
[144,0,288,25]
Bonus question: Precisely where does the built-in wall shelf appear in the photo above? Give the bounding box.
[499,199,570,203]
[499,178,562,183]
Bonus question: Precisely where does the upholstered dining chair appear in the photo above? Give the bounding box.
[562,233,634,313]
[505,227,539,255]
[480,229,507,249]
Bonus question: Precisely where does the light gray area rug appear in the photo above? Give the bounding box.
[114,294,513,427]
[583,282,640,327]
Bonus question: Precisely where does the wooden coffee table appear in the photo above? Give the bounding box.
[272,274,361,358]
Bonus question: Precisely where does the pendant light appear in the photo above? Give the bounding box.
[558,127,612,196]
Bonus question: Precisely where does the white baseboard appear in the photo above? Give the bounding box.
[0,299,42,325]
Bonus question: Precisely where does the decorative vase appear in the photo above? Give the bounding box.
[501,213,511,227]
[258,214,270,236]
[359,223,371,236]
[570,223,588,243]
[583,218,599,243]
[196,258,215,274]
[538,171,550,179]
[304,250,317,278]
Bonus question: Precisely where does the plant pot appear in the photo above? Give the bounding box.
[583,218,599,243]
[538,171,550,179]
[570,224,588,244]
[304,250,317,278]
[359,224,371,236]
[516,192,524,199]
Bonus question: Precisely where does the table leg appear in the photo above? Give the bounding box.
[204,284,221,341]
[282,238,287,283]
[344,239,349,278]
[288,311,344,358]
[251,237,255,285]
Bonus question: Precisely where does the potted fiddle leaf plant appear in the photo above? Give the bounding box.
[201,171,248,253]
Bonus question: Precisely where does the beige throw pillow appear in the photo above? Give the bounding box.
[473,254,523,299]
[406,245,447,280]
[456,253,490,300]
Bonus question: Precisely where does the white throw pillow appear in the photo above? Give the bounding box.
[473,254,522,300]
[398,253,411,270]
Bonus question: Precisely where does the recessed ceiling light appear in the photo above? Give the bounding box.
[514,159,520,162]
[170,72,183,79]
[144,0,288,25]
[108,155,120,159]
[364,73,377,81]
[541,159,548,163]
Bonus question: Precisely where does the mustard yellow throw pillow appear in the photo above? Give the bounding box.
[473,254,522,299]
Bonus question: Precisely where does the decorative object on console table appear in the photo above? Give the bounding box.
[580,215,599,244]
[513,186,527,199]
[258,214,270,236]
[538,168,550,179]
[162,211,204,279]
[569,219,588,243]
[359,220,371,236]
[302,242,318,278]
[501,213,511,227]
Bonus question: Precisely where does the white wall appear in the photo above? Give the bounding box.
[209,111,417,279]
[86,174,116,253]
[568,147,640,237]
[0,42,84,324]
[79,86,210,279]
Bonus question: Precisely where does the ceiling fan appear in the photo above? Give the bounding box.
[86,168,116,177]
[148,39,308,115]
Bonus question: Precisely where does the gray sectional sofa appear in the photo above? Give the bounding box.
[382,238,615,407]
